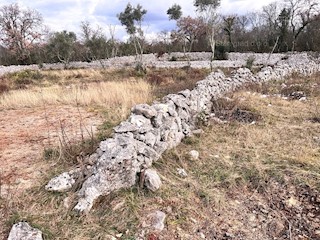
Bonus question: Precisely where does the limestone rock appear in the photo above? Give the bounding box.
[45,169,81,192]
[8,222,43,240]
[177,168,188,178]
[144,169,162,192]
[189,150,200,160]
[113,121,137,133]
[143,211,166,232]
[132,104,157,119]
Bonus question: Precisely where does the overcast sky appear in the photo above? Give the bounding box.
[0,0,275,40]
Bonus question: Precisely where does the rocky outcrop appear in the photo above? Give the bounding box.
[46,53,320,214]
[7,222,43,240]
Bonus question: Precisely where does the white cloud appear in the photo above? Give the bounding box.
[0,0,277,40]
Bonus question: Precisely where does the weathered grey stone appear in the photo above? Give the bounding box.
[192,129,204,135]
[189,150,200,160]
[132,104,157,119]
[113,121,138,133]
[143,211,166,232]
[144,169,162,192]
[45,169,81,192]
[8,222,43,240]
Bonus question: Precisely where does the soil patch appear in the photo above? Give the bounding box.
[0,106,102,195]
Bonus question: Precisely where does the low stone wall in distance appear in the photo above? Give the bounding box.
[0,52,301,76]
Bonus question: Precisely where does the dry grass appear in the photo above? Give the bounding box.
[0,80,153,110]
[1,73,320,239]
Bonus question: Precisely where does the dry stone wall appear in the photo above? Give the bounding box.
[0,52,298,76]
[44,53,320,214]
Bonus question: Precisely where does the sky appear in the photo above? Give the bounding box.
[0,0,275,41]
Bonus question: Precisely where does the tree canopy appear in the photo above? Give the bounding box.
[167,4,182,21]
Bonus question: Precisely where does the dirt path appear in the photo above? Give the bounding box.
[0,106,102,196]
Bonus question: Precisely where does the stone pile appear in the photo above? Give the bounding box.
[45,53,320,214]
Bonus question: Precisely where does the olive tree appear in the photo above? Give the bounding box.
[118,3,147,65]
[47,31,77,68]
[80,21,110,67]
[167,4,182,21]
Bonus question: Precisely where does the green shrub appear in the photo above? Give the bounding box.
[169,56,177,61]
[214,45,228,60]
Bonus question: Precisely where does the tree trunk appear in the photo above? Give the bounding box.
[209,28,215,71]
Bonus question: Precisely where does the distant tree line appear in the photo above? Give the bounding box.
[0,0,319,66]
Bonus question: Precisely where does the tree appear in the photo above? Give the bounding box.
[174,16,206,54]
[222,15,236,52]
[262,2,280,48]
[286,0,319,51]
[167,4,182,21]
[118,3,147,65]
[277,8,291,52]
[0,3,46,64]
[47,31,77,67]
[194,0,221,67]
[80,21,109,65]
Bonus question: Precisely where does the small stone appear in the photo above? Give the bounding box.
[8,222,43,240]
[115,233,123,238]
[286,196,300,207]
[63,196,72,209]
[190,218,198,224]
[189,150,199,160]
[199,232,206,239]
[177,168,188,178]
[105,235,117,240]
[192,129,204,135]
[225,232,235,238]
[144,169,162,192]
[144,211,166,232]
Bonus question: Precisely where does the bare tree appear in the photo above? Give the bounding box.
[194,0,221,68]
[286,0,319,51]
[108,25,119,58]
[0,3,46,64]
